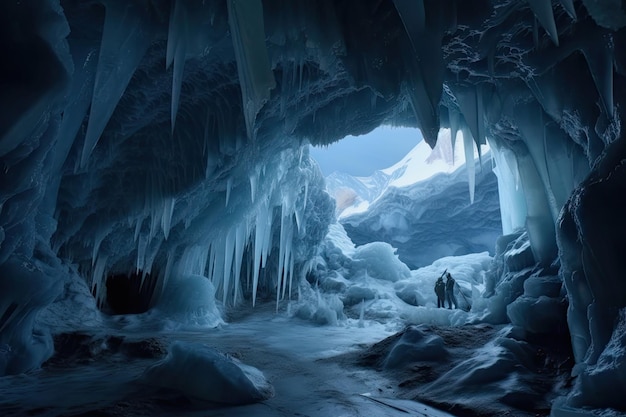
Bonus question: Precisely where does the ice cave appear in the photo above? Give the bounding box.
[1,0,626,416]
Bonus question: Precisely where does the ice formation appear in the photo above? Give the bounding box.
[1,0,626,415]
[143,341,274,404]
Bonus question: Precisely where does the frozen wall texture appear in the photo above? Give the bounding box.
[1,0,626,412]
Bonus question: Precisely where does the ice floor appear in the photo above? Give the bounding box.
[0,303,457,417]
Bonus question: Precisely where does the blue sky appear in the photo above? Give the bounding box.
[309,126,422,177]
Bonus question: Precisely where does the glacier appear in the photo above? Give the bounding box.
[1,0,626,416]
[329,129,502,269]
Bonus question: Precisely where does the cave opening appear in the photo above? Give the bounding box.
[104,271,159,315]
[311,125,498,270]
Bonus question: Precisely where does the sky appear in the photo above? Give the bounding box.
[309,126,422,177]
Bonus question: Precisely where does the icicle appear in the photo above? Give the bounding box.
[171,37,186,133]
[143,239,162,278]
[288,256,294,299]
[91,229,107,267]
[262,208,273,267]
[161,197,175,240]
[448,108,461,164]
[462,127,476,204]
[92,254,109,307]
[161,250,174,294]
[582,39,614,117]
[137,234,148,273]
[276,206,288,308]
[212,241,225,299]
[281,217,294,301]
[227,0,276,139]
[560,0,576,20]
[527,0,559,46]
[167,0,188,133]
[233,222,246,304]
[453,83,486,148]
[223,229,235,303]
[225,177,233,207]
[303,179,309,211]
[252,202,269,306]
[134,217,144,242]
[81,3,152,167]
[249,169,258,203]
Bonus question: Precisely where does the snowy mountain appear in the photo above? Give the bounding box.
[325,129,467,219]
[342,153,501,269]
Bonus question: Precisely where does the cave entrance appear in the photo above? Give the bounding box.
[104,271,158,315]
[310,126,497,270]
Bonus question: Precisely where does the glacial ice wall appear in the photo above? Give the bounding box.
[341,152,501,269]
[1,0,626,412]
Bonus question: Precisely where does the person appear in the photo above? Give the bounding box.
[434,276,446,308]
[445,272,458,309]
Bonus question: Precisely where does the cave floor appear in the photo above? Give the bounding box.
[0,303,457,417]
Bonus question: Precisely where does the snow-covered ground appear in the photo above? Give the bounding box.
[0,302,458,417]
[0,222,579,417]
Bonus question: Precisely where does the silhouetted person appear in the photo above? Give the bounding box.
[435,276,446,308]
[445,272,458,309]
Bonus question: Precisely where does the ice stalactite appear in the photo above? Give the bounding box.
[448,107,462,164]
[166,0,188,133]
[393,1,450,148]
[166,1,213,133]
[560,0,577,20]
[225,177,233,207]
[517,148,557,265]
[227,0,276,140]
[81,2,153,168]
[527,0,559,46]
[450,83,486,150]
[488,139,527,235]
[252,200,269,306]
[581,34,615,118]
[515,102,561,222]
[161,198,176,240]
[461,128,476,204]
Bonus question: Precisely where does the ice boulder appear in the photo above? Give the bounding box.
[507,295,567,334]
[351,242,410,282]
[384,325,448,369]
[342,285,377,306]
[142,341,274,404]
[154,275,223,328]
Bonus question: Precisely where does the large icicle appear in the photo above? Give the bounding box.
[252,201,269,306]
[232,223,247,304]
[452,83,486,149]
[227,0,276,139]
[461,127,476,204]
[81,2,152,167]
[560,0,577,20]
[582,39,614,117]
[223,229,235,304]
[161,198,175,240]
[393,0,444,147]
[527,0,559,46]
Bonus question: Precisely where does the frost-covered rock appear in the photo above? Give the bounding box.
[350,242,410,282]
[142,341,274,404]
[383,325,448,368]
